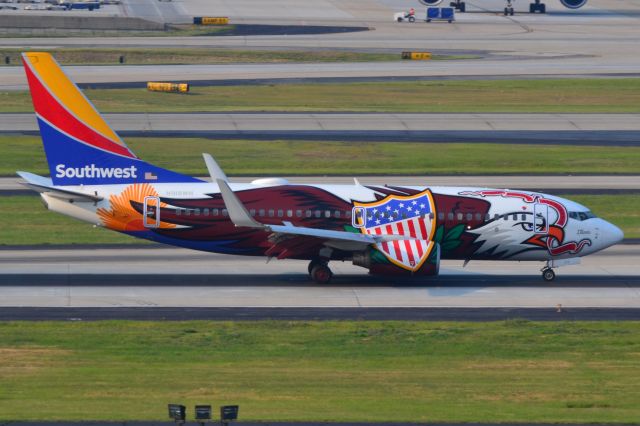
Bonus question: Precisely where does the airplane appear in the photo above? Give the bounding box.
[419,0,585,15]
[18,52,623,283]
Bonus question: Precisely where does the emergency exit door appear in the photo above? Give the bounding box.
[143,196,160,228]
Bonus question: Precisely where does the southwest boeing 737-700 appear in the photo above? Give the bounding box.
[18,52,623,283]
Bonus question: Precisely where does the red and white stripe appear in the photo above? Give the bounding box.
[366,216,434,270]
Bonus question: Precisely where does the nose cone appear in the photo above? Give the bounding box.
[600,221,624,250]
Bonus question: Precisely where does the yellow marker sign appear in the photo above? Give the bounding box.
[194,17,229,25]
[147,82,189,93]
[401,52,432,60]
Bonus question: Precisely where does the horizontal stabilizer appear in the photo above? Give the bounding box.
[17,171,103,202]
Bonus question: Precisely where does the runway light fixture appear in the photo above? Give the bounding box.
[220,405,239,426]
[168,404,186,424]
[195,405,212,424]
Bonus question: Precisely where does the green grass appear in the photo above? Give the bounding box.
[0,47,402,66]
[4,136,640,176]
[0,320,639,422]
[2,78,640,113]
[0,196,141,245]
[1,193,637,246]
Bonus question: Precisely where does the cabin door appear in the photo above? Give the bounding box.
[143,196,161,228]
[533,203,549,234]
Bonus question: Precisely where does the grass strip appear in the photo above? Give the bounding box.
[3,136,640,176]
[0,47,402,66]
[1,193,637,246]
[2,78,640,113]
[0,320,639,422]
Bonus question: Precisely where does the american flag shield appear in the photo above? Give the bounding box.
[354,190,437,271]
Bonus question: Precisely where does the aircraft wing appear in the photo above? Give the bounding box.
[216,178,406,249]
[17,171,103,202]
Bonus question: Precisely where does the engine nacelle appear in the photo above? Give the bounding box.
[418,0,444,6]
[353,244,441,277]
[559,0,587,9]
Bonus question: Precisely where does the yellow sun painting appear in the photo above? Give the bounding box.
[97,184,176,232]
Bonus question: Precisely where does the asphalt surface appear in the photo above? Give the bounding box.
[1,246,638,310]
[4,175,640,192]
[3,113,639,146]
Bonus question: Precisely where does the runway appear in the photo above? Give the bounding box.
[1,246,638,309]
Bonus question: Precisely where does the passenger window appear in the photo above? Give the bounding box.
[203,208,210,216]
[259,209,265,217]
[185,210,191,216]
[277,209,284,218]
[306,210,312,218]
[475,213,482,221]
[457,213,463,221]
[494,214,500,221]
[250,209,256,217]
[222,209,228,217]
[269,209,275,217]
[335,210,341,218]
[194,208,200,216]
[448,212,454,221]
[296,210,302,218]
[213,208,219,216]
[466,213,472,221]
[521,213,526,221]
[287,210,293,218]
[176,209,182,216]
[438,212,444,220]
[512,214,518,221]
[315,210,321,218]
[345,210,352,219]
[325,210,331,218]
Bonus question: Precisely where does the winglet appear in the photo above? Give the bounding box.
[203,153,228,182]
[216,178,264,228]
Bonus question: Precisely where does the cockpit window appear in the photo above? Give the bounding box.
[569,211,597,221]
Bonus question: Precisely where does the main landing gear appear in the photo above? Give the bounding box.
[308,258,332,284]
[450,0,466,12]
[529,0,546,13]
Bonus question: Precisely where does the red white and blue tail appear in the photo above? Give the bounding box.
[22,52,200,186]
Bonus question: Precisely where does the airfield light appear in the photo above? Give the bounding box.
[220,405,239,426]
[168,404,186,423]
[195,405,212,423]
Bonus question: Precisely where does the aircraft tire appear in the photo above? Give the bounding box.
[540,3,546,13]
[311,264,333,284]
[542,268,556,282]
[459,2,466,12]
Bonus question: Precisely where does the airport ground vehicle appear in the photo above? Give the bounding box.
[18,52,624,283]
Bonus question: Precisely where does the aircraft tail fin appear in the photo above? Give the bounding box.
[21,52,200,186]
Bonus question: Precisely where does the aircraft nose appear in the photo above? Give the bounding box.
[600,221,624,250]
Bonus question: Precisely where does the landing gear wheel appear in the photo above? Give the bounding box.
[408,16,415,22]
[311,264,333,284]
[510,7,515,15]
[308,258,324,275]
[504,7,509,15]
[459,1,466,12]
[540,3,546,12]
[542,268,556,282]
[529,3,535,12]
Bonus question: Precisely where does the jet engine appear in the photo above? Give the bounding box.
[418,0,444,6]
[352,244,441,276]
[559,0,587,8]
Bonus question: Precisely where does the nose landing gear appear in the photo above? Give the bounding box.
[541,267,556,282]
[529,0,546,12]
